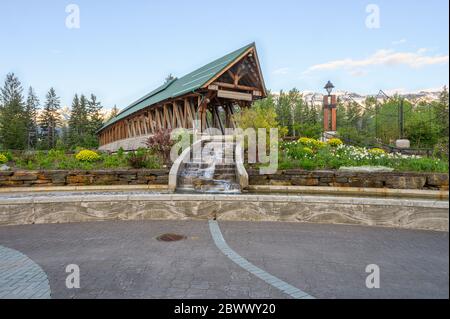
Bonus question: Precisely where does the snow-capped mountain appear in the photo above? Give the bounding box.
[36,107,115,128]
[273,88,446,107]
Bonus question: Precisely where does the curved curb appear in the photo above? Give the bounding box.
[0,245,51,299]
[209,220,314,299]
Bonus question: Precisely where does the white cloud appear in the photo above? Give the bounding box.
[349,69,368,77]
[303,48,449,74]
[392,38,407,45]
[417,48,429,54]
[272,67,290,75]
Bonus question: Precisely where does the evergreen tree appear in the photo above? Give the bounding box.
[0,73,27,149]
[275,90,292,134]
[430,86,449,157]
[85,94,104,148]
[67,94,88,147]
[164,74,176,84]
[436,86,449,136]
[39,88,61,149]
[87,94,103,135]
[24,87,40,149]
[68,94,81,146]
[344,102,362,128]
[107,105,120,121]
[79,94,89,131]
[67,93,104,148]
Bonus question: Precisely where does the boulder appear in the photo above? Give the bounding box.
[0,164,10,171]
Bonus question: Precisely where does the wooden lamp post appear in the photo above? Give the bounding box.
[323,81,337,132]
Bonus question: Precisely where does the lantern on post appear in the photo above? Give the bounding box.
[323,81,337,132]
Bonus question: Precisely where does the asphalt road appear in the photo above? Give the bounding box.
[0,220,448,299]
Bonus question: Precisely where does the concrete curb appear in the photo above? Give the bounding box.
[1,193,445,208]
[1,183,446,201]
[247,185,449,200]
[0,184,168,193]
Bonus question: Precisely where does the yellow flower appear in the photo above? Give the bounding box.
[368,148,386,156]
[303,147,314,155]
[75,150,101,162]
[0,154,7,164]
[312,140,326,149]
[298,137,313,145]
[327,138,343,147]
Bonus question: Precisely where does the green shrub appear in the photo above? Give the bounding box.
[75,150,101,162]
[368,148,386,156]
[0,153,7,164]
[127,148,149,169]
[103,153,128,168]
[278,159,299,170]
[144,154,162,169]
[1,150,14,162]
[327,138,343,147]
[297,158,318,170]
[117,147,125,158]
[36,153,53,169]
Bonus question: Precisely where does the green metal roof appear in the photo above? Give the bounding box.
[99,43,256,132]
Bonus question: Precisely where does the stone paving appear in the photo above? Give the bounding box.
[220,221,449,299]
[0,245,50,299]
[0,220,448,299]
[0,221,286,299]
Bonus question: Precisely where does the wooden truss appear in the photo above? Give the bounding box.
[98,47,266,146]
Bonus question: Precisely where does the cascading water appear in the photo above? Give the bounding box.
[176,139,241,194]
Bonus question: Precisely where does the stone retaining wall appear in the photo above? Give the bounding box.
[1,169,448,190]
[0,169,169,187]
[248,169,449,190]
[0,193,447,231]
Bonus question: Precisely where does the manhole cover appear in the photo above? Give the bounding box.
[156,233,187,242]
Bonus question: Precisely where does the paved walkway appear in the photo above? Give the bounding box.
[0,246,50,298]
[0,220,448,299]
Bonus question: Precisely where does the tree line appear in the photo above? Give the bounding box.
[0,73,114,151]
[2,72,448,158]
[252,87,449,157]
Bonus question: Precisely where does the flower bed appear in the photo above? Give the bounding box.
[0,148,163,171]
[275,138,448,173]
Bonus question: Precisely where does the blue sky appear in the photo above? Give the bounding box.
[0,0,448,109]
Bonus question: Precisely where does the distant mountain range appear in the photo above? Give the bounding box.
[56,106,114,127]
[273,88,446,107]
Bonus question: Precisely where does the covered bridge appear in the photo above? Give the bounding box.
[97,43,267,151]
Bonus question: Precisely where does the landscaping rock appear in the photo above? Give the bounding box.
[10,171,38,181]
[67,175,93,185]
[427,174,449,187]
[339,166,395,172]
[292,177,319,186]
[385,176,427,189]
[248,169,446,190]
[0,168,447,190]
